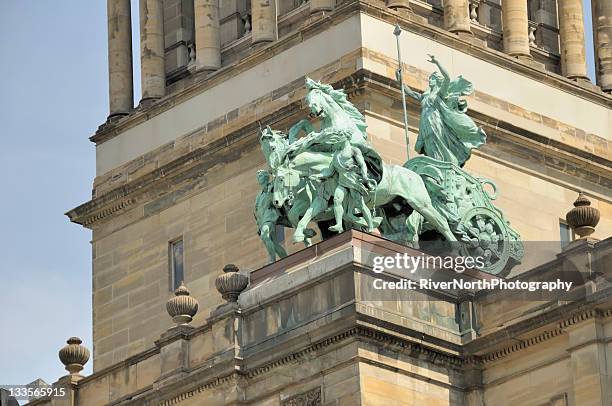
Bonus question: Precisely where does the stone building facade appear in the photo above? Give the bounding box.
[25,0,611,405]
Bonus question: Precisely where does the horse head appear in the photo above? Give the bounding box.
[260,126,289,169]
[272,165,301,208]
[305,79,335,120]
[305,78,368,137]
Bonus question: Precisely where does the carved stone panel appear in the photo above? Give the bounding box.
[281,387,322,406]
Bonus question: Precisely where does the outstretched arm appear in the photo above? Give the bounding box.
[352,147,369,179]
[428,55,450,94]
[403,85,423,101]
[396,69,423,101]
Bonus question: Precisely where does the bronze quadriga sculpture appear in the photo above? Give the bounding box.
[254,57,523,276]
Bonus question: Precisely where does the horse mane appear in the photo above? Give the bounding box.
[306,78,368,137]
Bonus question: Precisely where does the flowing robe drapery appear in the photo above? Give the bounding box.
[414,76,486,167]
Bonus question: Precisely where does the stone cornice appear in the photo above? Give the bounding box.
[467,293,612,363]
[66,101,303,226]
[88,305,612,405]
[91,0,610,146]
[139,325,468,406]
[157,371,239,406]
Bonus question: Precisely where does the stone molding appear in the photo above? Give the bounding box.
[66,101,301,226]
[130,325,462,406]
[92,0,611,146]
[280,387,322,406]
[247,328,360,378]
[92,307,610,405]
[478,305,612,364]
[81,198,134,227]
[157,372,239,406]
[480,328,564,363]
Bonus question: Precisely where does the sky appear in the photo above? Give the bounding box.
[0,0,597,393]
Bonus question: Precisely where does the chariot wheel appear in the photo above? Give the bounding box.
[457,207,511,276]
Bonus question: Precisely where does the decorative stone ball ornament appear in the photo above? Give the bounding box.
[166,282,199,325]
[566,192,600,238]
[58,337,90,375]
[215,264,249,302]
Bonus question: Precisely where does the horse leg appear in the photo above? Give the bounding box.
[396,169,457,242]
[406,211,423,247]
[287,201,304,227]
[355,193,375,232]
[414,203,457,242]
[271,226,288,258]
[329,186,346,233]
[293,196,327,243]
[260,223,279,263]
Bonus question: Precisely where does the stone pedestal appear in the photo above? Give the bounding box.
[251,0,276,44]
[156,325,193,382]
[139,0,165,102]
[444,0,472,34]
[502,0,531,58]
[592,0,612,92]
[194,0,221,71]
[558,0,589,80]
[107,0,133,118]
[50,375,80,406]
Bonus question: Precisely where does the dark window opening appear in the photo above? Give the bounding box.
[170,239,184,291]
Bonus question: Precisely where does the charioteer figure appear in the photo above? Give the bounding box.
[315,130,380,233]
[396,55,486,167]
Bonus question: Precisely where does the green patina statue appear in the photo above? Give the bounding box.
[316,130,380,234]
[254,169,288,263]
[397,55,486,167]
[255,59,523,275]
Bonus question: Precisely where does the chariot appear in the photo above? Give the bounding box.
[402,156,524,276]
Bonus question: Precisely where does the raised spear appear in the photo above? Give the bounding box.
[393,24,410,160]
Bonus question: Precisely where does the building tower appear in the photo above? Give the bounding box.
[27,0,612,405]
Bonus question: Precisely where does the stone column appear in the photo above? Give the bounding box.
[107,0,133,118]
[558,0,588,80]
[592,0,612,92]
[502,0,531,58]
[444,0,472,34]
[194,0,221,71]
[310,0,334,13]
[251,0,276,44]
[139,0,165,102]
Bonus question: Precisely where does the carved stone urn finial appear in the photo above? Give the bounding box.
[215,264,249,302]
[566,192,600,238]
[166,282,199,325]
[58,337,90,375]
